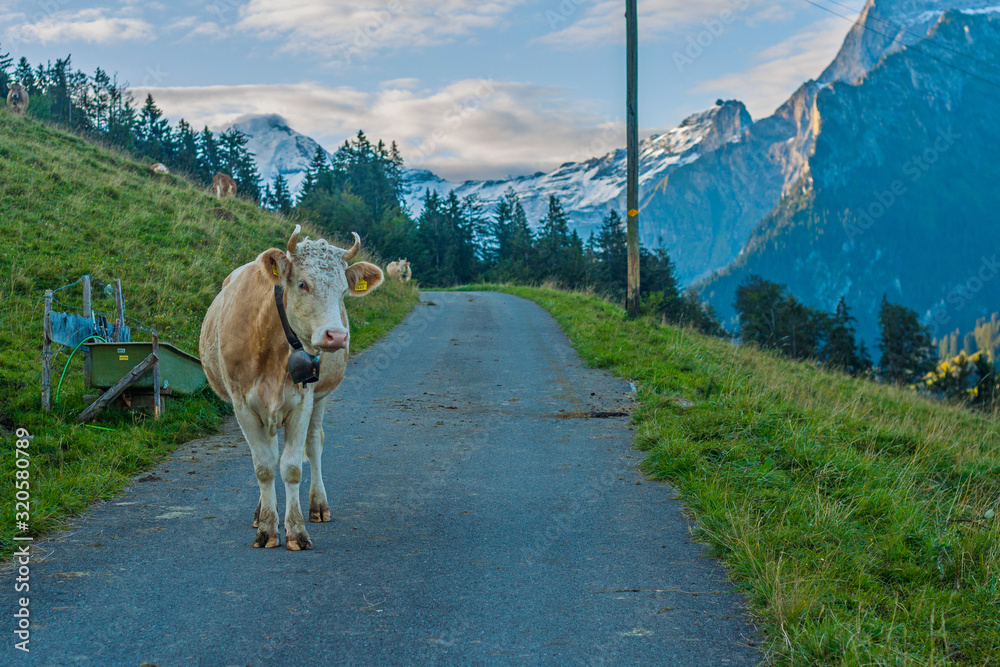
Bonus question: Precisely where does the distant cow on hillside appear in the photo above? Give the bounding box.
[6,83,28,116]
[213,173,237,199]
[387,259,411,282]
[199,225,384,550]
[151,163,170,174]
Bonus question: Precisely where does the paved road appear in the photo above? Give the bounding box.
[7,291,759,666]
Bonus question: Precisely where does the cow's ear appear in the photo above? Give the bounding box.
[345,261,383,297]
[257,248,290,285]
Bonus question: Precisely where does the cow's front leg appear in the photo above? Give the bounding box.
[305,396,331,522]
[281,395,314,551]
[235,405,280,548]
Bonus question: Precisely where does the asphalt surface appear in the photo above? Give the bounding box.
[6,291,760,666]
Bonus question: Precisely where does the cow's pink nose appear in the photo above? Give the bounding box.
[323,331,348,350]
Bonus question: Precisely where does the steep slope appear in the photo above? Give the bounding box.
[0,112,418,554]
[699,10,1000,344]
[820,0,1000,83]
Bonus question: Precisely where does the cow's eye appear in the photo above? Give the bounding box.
[298,281,309,291]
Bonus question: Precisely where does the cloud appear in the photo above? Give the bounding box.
[232,0,527,62]
[132,80,624,181]
[540,0,779,47]
[693,17,854,118]
[4,8,154,45]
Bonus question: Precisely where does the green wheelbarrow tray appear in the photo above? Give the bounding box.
[87,342,207,394]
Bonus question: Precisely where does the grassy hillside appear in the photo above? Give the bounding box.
[0,111,419,557]
[465,285,1000,666]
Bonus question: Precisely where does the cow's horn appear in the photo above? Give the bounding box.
[287,224,302,255]
[342,232,361,261]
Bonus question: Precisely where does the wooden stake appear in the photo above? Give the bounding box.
[82,275,92,386]
[152,332,161,420]
[42,290,53,412]
[625,0,641,318]
[113,278,124,342]
[77,352,158,423]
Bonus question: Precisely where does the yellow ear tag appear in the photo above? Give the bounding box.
[272,263,279,276]
[355,278,367,291]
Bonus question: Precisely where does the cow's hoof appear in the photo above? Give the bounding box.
[286,533,313,551]
[309,503,332,523]
[253,529,280,549]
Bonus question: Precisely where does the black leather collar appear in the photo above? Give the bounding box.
[274,285,321,386]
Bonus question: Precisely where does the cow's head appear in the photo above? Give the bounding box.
[258,225,383,353]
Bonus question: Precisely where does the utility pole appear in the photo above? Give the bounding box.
[625,0,640,317]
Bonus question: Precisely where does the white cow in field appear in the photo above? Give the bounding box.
[6,83,28,115]
[386,258,411,282]
[199,225,383,550]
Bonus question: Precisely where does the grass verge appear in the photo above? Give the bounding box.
[0,111,419,558]
[464,284,1000,666]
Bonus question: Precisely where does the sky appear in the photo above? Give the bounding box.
[0,0,866,181]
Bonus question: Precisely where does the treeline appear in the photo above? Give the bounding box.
[0,47,261,199]
[280,133,722,335]
[734,275,998,410]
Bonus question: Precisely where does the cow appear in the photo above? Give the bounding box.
[199,225,384,550]
[6,83,28,116]
[212,172,237,199]
[386,258,411,282]
[151,163,170,174]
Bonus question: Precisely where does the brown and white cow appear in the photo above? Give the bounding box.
[386,258,411,282]
[212,172,237,198]
[199,225,383,550]
[6,83,28,116]
[151,163,170,174]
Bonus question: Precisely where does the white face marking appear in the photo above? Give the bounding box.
[284,239,351,350]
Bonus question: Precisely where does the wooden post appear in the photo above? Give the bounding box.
[625,0,641,318]
[42,290,53,412]
[82,275,92,386]
[113,278,124,342]
[77,352,158,423]
[151,331,161,420]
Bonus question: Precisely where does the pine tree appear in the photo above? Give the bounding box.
[272,174,293,214]
[824,297,872,376]
[593,210,628,296]
[197,127,220,181]
[14,58,35,93]
[173,119,199,175]
[0,42,13,98]
[298,145,331,203]
[877,295,936,384]
[219,128,261,201]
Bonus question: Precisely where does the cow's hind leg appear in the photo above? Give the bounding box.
[305,396,331,522]
[281,397,314,551]
[235,405,280,548]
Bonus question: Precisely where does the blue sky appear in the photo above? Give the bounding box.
[0,0,864,180]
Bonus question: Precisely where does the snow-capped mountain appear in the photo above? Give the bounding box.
[232,114,332,195]
[402,100,752,239]
[233,102,752,243]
